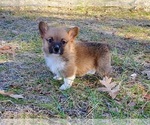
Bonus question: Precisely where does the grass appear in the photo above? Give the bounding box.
[0,6,150,119]
[117,25,150,40]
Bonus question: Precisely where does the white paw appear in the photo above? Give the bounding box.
[59,83,72,90]
[59,76,75,90]
[53,76,62,80]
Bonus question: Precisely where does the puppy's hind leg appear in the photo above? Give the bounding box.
[96,53,112,77]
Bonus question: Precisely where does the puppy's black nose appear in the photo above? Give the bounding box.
[54,45,59,53]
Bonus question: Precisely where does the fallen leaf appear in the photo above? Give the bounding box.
[0,45,17,59]
[142,70,150,79]
[0,90,12,96]
[0,45,12,50]
[99,77,116,89]
[124,34,134,40]
[143,94,150,100]
[0,90,24,99]
[97,76,120,99]
[109,84,120,99]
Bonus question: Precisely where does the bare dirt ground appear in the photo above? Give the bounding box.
[0,7,150,119]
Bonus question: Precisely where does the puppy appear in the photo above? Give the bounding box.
[39,21,111,90]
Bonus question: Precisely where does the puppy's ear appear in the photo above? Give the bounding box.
[68,27,79,41]
[39,21,48,38]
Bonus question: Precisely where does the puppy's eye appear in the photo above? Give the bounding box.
[47,37,53,43]
[61,39,67,45]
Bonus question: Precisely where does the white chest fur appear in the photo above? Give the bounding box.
[45,54,66,76]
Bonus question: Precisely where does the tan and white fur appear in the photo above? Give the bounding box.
[39,21,112,90]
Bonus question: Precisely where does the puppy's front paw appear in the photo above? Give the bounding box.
[53,76,62,80]
[59,83,71,90]
[59,76,75,90]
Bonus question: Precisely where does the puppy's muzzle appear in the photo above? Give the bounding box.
[53,45,60,54]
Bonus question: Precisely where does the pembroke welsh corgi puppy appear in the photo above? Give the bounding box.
[39,21,111,90]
